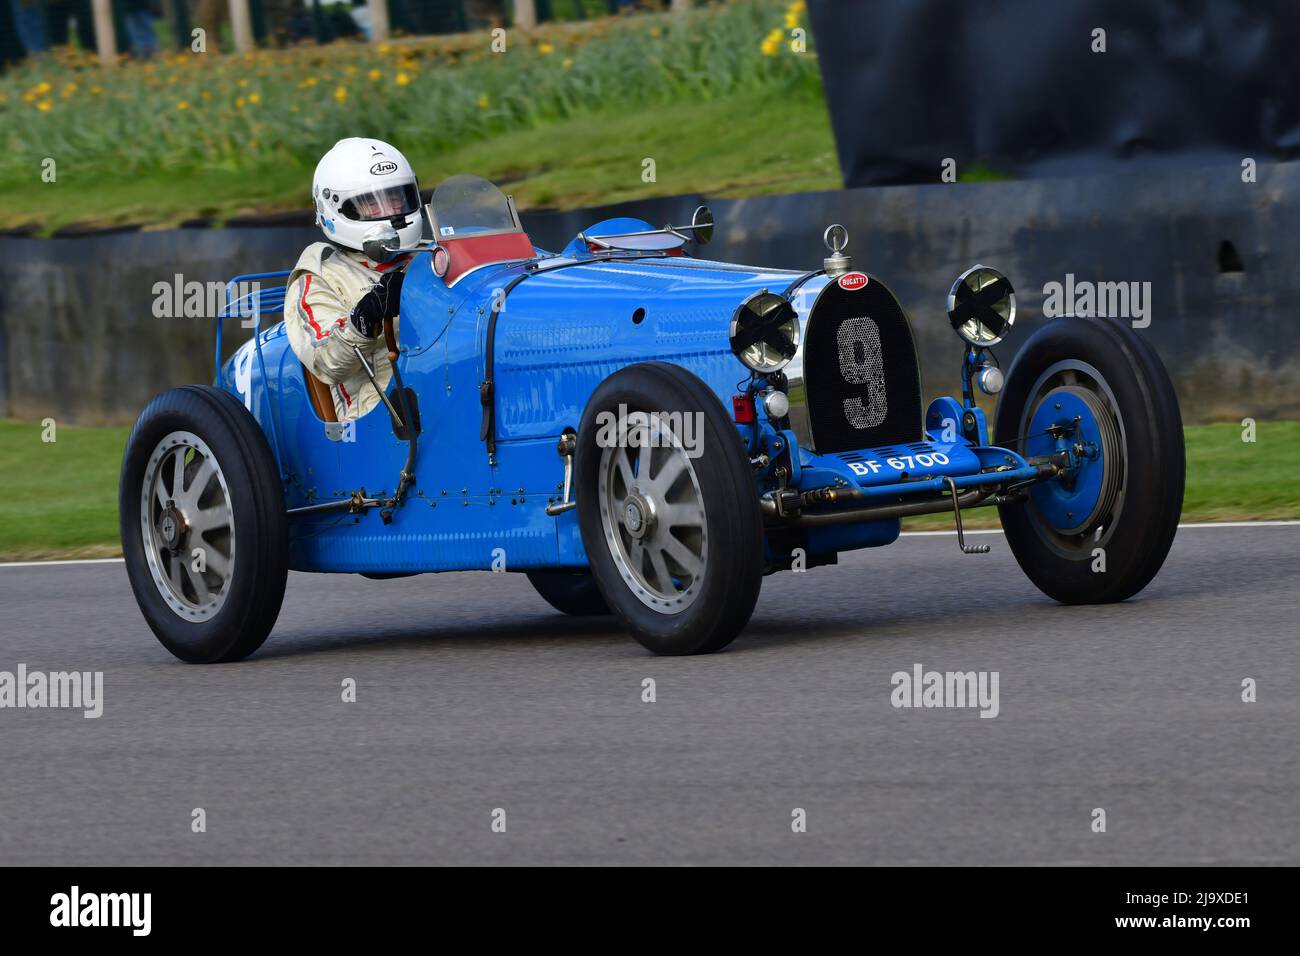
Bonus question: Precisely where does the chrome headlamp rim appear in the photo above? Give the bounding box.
[946,263,1016,348]
[729,290,801,374]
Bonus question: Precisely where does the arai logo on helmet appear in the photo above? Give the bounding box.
[838,271,869,291]
[370,160,399,176]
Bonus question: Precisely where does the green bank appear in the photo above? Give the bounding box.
[1,419,1295,560]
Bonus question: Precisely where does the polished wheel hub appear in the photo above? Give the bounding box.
[622,492,654,539]
[158,504,185,552]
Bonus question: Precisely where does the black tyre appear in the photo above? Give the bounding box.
[575,362,764,655]
[119,385,288,663]
[994,316,1184,604]
[526,570,611,616]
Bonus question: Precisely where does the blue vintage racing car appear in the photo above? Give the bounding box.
[120,175,1184,661]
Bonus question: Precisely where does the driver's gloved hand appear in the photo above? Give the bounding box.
[348,290,385,338]
[377,269,405,319]
[348,270,405,338]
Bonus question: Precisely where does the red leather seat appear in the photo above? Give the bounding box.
[303,364,337,423]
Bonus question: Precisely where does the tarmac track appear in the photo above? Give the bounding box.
[0,523,1296,865]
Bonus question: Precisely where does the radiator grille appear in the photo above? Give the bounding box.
[802,278,923,452]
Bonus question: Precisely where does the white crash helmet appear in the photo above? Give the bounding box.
[312,138,423,254]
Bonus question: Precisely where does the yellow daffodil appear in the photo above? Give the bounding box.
[395,72,411,86]
[334,86,348,103]
[248,92,260,104]
[538,42,554,55]
[478,93,490,109]
[235,96,246,109]
[176,100,190,110]
[368,68,382,81]
[37,100,53,112]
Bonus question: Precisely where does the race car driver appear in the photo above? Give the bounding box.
[285,138,423,422]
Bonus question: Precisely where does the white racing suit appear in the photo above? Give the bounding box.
[284,242,410,422]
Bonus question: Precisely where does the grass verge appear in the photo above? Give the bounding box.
[0,1,834,233]
[0,87,839,233]
[1,419,1296,561]
[0,420,129,560]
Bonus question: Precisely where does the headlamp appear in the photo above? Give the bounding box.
[730,291,800,374]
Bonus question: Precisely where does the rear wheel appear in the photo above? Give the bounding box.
[994,316,1183,604]
[526,570,610,616]
[576,363,764,655]
[120,385,288,662]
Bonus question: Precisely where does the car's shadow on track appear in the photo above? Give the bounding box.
[237,531,1238,663]
[247,592,1058,662]
[246,593,1168,663]
[250,611,621,662]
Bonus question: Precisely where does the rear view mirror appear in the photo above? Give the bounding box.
[691,205,714,245]
[361,223,401,262]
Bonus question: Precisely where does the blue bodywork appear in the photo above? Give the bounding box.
[215,216,1099,575]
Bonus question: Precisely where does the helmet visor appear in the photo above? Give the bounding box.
[339,182,422,222]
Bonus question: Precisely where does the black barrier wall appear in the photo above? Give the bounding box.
[1,163,1298,425]
[808,0,1300,187]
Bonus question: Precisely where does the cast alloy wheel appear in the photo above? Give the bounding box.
[575,362,764,656]
[120,385,288,663]
[140,431,236,621]
[597,411,708,612]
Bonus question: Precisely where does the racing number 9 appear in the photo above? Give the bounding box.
[837,315,887,429]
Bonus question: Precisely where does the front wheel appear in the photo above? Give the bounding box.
[575,363,764,655]
[994,316,1184,604]
[120,385,288,663]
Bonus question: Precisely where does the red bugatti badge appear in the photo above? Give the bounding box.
[838,271,869,291]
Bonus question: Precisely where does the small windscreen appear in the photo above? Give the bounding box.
[590,232,686,252]
[430,174,519,239]
[339,183,421,222]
